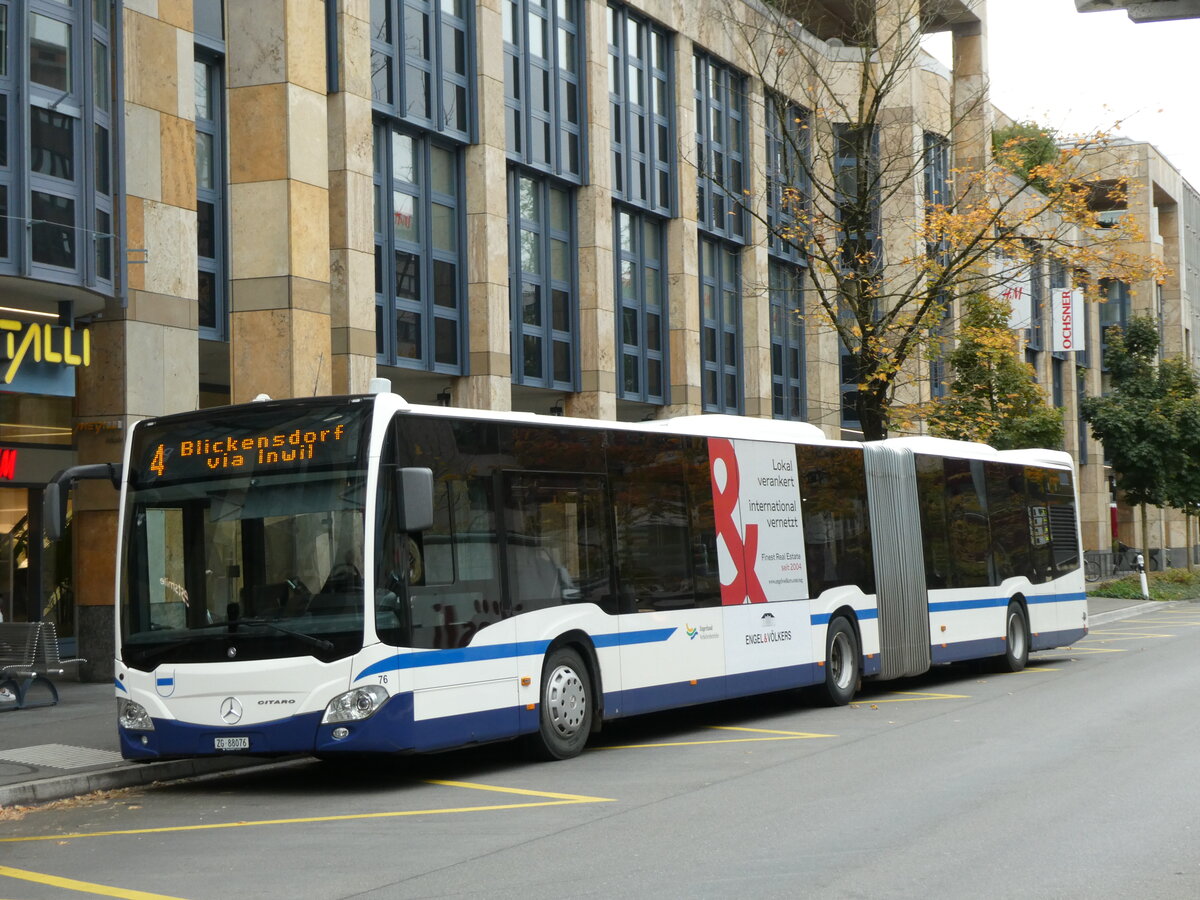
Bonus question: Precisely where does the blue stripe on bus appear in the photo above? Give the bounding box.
[115,679,128,693]
[156,677,174,688]
[353,626,677,682]
[809,592,1081,626]
[810,609,878,626]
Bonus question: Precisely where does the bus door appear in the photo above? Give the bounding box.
[376,437,517,745]
[864,444,931,679]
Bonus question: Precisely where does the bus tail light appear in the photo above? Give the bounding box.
[322,685,388,724]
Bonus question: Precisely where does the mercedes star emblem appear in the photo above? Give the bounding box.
[220,696,243,725]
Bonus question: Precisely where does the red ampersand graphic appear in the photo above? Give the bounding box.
[709,438,768,605]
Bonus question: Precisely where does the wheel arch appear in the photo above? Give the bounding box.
[543,629,604,730]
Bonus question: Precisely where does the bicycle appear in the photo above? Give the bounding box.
[1083,557,1101,583]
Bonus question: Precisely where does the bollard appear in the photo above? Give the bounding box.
[1137,553,1150,602]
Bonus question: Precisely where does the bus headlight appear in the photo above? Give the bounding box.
[321,685,388,724]
[118,699,155,731]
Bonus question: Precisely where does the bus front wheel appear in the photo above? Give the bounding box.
[818,617,860,706]
[525,647,592,761]
[1000,602,1029,672]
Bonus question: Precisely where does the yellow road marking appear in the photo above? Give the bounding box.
[1089,633,1171,643]
[854,691,968,704]
[1128,618,1200,626]
[424,780,611,802]
[0,782,613,844]
[598,725,834,750]
[1054,646,1127,654]
[1007,666,1062,673]
[708,725,834,737]
[0,865,188,900]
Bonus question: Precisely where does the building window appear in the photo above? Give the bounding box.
[928,298,951,400]
[608,3,673,216]
[370,0,474,142]
[503,0,583,182]
[766,93,808,264]
[510,170,576,390]
[615,205,666,404]
[694,52,745,243]
[195,51,226,340]
[834,122,880,273]
[374,125,465,372]
[924,131,949,264]
[2,0,116,289]
[1099,278,1129,393]
[699,236,741,413]
[1076,366,1088,465]
[769,262,805,420]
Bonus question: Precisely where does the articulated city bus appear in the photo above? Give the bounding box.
[48,386,1086,761]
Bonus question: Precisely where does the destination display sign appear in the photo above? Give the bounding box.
[132,405,367,483]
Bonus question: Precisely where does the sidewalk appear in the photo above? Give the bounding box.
[0,595,1182,809]
[0,680,276,808]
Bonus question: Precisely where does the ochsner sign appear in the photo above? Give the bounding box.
[1051,288,1085,353]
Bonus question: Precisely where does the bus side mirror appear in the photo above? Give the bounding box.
[43,463,124,542]
[43,481,66,542]
[396,467,434,533]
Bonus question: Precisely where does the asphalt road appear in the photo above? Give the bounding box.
[4,604,1200,900]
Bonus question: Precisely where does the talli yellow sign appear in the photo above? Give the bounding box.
[0,319,91,384]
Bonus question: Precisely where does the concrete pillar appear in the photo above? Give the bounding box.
[462,0,512,411]
[742,78,772,419]
[664,35,702,417]
[226,0,331,403]
[328,0,378,394]
[569,0,616,420]
[74,4,200,680]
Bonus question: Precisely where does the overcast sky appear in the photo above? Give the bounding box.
[923,1,1200,188]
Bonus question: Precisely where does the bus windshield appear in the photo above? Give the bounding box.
[119,401,372,669]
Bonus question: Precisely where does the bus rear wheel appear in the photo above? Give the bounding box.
[818,616,860,706]
[1000,602,1029,672]
[525,647,592,761]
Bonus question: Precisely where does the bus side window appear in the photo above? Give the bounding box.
[613,480,693,613]
[796,445,874,597]
[985,462,1031,584]
[915,454,950,589]
[504,474,613,615]
[944,458,989,589]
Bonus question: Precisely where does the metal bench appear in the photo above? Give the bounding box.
[0,621,86,710]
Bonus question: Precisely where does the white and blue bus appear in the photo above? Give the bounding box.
[48,386,1086,761]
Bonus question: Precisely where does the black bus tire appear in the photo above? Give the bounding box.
[1000,601,1029,672]
[818,616,860,706]
[524,647,592,761]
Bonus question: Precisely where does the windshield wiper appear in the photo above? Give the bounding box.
[220,617,335,652]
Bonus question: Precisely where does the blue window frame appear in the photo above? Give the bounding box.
[503,0,583,182]
[839,308,860,429]
[928,298,952,400]
[694,52,745,243]
[769,261,805,421]
[370,0,474,142]
[1099,278,1129,391]
[766,93,808,264]
[195,50,226,340]
[923,131,949,261]
[373,125,465,372]
[1,0,117,292]
[510,169,576,390]
[1076,366,1088,464]
[700,236,741,413]
[834,122,880,273]
[608,3,672,216]
[615,204,666,404]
